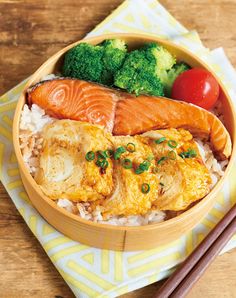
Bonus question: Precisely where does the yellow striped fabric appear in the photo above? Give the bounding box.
[0,1,236,297]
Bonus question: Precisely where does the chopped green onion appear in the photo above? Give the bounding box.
[105,149,114,158]
[159,182,165,187]
[96,159,103,167]
[121,158,133,169]
[126,143,136,152]
[141,183,150,194]
[117,146,126,153]
[114,146,126,160]
[157,156,167,165]
[188,149,197,158]
[167,150,177,160]
[135,168,144,174]
[155,137,166,144]
[102,160,109,169]
[179,148,197,159]
[167,140,178,148]
[139,160,151,171]
[135,160,151,174]
[96,150,107,160]
[85,151,95,161]
[96,159,108,169]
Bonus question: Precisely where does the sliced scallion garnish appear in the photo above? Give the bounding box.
[167,140,178,148]
[121,158,133,169]
[167,150,177,160]
[157,156,168,165]
[126,143,136,152]
[96,159,108,169]
[179,148,197,159]
[155,137,166,144]
[85,151,95,161]
[114,146,126,160]
[135,160,151,174]
[105,149,114,158]
[139,160,150,171]
[141,183,150,194]
[135,167,144,174]
[96,150,107,160]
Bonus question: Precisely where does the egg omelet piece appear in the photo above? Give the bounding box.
[101,135,159,217]
[35,120,114,202]
[143,128,212,211]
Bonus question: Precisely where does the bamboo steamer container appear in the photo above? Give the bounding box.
[13,33,236,251]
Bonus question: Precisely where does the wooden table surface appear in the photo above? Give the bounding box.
[1,0,236,297]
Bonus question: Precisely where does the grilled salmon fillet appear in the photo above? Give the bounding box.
[27,79,121,132]
[28,79,231,160]
[114,95,231,160]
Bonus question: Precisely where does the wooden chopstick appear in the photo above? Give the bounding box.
[154,203,236,298]
[169,216,236,297]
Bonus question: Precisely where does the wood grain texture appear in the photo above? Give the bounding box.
[0,0,236,297]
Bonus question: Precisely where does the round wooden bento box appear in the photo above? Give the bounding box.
[13,33,236,251]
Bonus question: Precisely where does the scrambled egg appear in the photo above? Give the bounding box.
[35,120,114,201]
[101,136,159,216]
[143,129,212,211]
[35,121,212,215]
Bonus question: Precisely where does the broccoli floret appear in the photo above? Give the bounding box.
[163,62,190,96]
[62,40,188,98]
[114,48,164,96]
[101,39,127,73]
[62,39,127,85]
[114,42,176,96]
[144,42,176,74]
[62,43,104,82]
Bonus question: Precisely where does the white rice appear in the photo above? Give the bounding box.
[57,199,166,226]
[19,104,53,175]
[196,140,228,188]
[19,103,229,226]
[20,104,53,133]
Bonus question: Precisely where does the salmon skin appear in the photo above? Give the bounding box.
[27,78,232,160]
[27,78,121,132]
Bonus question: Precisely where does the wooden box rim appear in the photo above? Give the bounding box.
[12,33,236,249]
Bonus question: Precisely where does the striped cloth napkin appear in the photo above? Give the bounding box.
[1,0,236,297]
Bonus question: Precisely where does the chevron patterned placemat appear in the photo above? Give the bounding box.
[1,1,236,297]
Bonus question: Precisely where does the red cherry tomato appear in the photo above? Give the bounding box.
[171,68,219,110]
